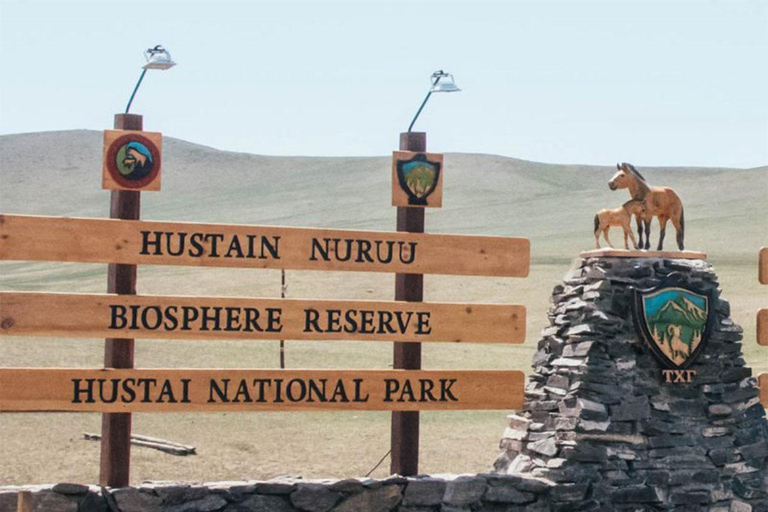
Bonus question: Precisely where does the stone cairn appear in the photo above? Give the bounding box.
[494,255,768,511]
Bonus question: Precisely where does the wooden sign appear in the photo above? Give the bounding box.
[760,373,768,408]
[0,368,525,412]
[0,215,530,277]
[0,292,526,344]
[103,130,162,191]
[760,247,768,285]
[392,151,443,208]
[758,309,768,347]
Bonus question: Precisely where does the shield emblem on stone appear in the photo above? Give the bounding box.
[396,153,441,206]
[633,285,715,369]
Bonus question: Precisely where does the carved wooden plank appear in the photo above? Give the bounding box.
[757,309,768,347]
[0,292,525,344]
[0,215,530,277]
[579,249,707,260]
[760,247,768,285]
[0,369,525,412]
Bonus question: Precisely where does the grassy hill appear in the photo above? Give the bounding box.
[2,130,766,261]
[0,130,766,484]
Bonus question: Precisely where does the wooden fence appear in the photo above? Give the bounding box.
[0,118,530,485]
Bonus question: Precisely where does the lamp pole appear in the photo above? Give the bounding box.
[391,69,459,476]
[100,113,142,487]
[100,44,175,487]
[125,69,148,114]
[390,131,427,476]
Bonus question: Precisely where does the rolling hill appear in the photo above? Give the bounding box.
[1,130,766,264]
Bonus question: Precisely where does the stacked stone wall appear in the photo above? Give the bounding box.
[0,474,557,512]
[494,256,768,511]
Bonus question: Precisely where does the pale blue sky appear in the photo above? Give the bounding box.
[1,0,766,167]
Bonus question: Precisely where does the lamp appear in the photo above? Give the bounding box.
[407,70,461,132]
[125,45,177,114]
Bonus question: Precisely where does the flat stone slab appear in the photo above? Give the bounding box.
[579,249,707,259]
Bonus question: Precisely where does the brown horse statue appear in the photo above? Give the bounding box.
[608,162,685,251]
[594,199,645,249]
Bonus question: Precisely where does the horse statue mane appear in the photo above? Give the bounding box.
[617,162,648,183]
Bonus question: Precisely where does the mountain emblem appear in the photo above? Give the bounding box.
[395,153,441,206]
[633,284,715,369]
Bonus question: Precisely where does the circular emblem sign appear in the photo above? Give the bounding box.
[106,134,161,189]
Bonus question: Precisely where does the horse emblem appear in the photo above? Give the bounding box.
[103,130,162,191]
[395,153,441,206]
[633,283,715,369]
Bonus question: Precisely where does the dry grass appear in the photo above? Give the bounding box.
[1,262,765,485]
[0,131,765,485]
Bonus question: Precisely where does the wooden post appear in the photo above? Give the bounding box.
[390,131,426,476]
[99,113,142,487]
[15,491,32,512]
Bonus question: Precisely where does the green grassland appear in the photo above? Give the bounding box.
[0,131,765,484]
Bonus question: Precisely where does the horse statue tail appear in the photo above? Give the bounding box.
[677,206,685,250]
[594,214,600,234]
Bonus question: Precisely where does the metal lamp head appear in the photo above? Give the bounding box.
[125,45,177,113]
[407,69,461,132]
[142,45,176,70]
[430,70,460,93]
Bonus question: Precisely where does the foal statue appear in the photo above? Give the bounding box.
[608,162,685,251]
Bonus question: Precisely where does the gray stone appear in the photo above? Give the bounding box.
[238,494,295,512]
[558,397,607,421]
[290,484,340,512]
[402,479,445,506]
[484,484,534,504]
[253,481,296,495]
[610,395,650,421]
[501,427,529,441]
[562,342,594,358]
[507,414,532,430]
[442,476,486,507]
[112,488,163,512]
[528,437,558,457]
[730,501,753,512]
[29,492,79,512]
[167,494,228,512]
[328,480,363,494]
[549,483,589,502]
[78,492,108,512]
[610,485,663,503]
[52,483,89,496]
[154,486,209,506]
[331,485,401,512]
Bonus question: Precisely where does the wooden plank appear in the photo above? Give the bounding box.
[760,374,768,408]
[760,247,768,285]
[0,292,526,344]
[0,215,530,277]
[579,248,707,260]
[0,368,525,412]
[758,309,768,347]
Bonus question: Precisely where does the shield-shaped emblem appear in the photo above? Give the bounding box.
[396,153,441,206]
[633,284,715,369]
